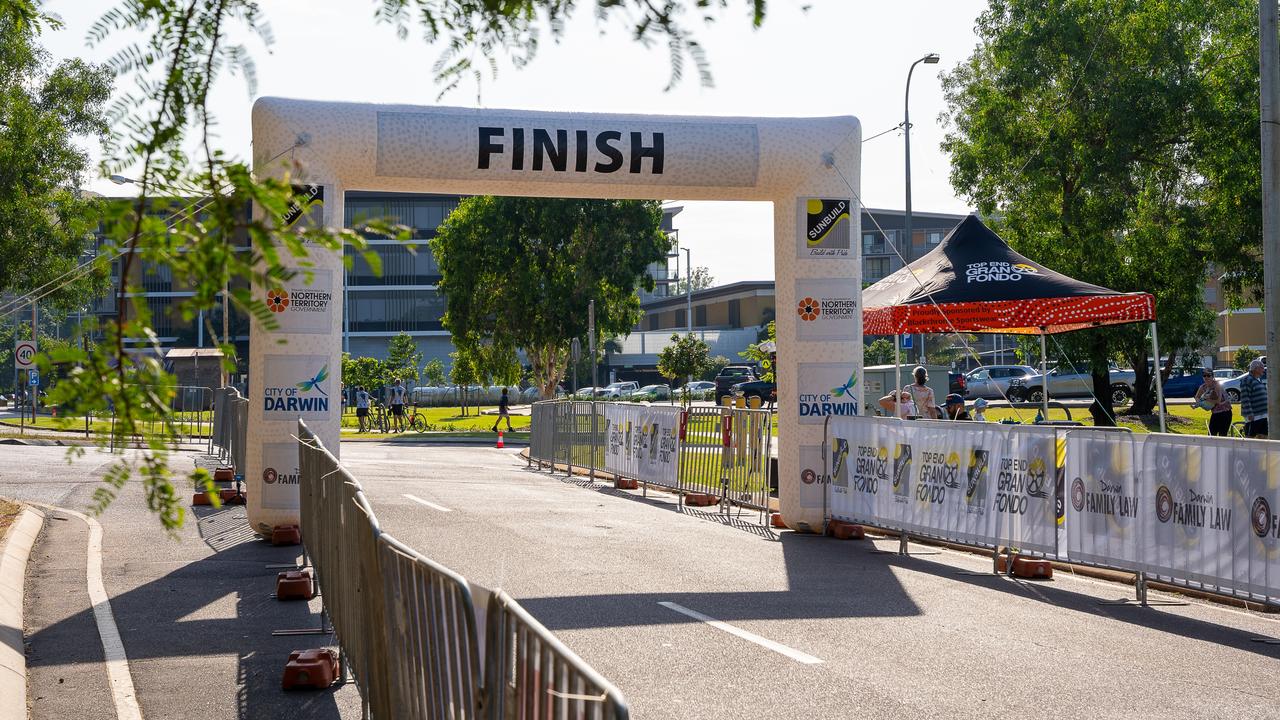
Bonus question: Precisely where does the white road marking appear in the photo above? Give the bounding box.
[403,494,452,512]
[657,601,823,665]
[54,505,144,720]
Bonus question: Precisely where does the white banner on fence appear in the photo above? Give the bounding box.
[1140,435,1280,597]
[828,417,1050,548]
[986,424,1059,554]
[1064,430,1143,568]
[603,404,680,487]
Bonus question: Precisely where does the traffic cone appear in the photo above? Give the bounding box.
[496,431,504,449]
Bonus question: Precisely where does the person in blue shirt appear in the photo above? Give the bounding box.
[492,387,514,433]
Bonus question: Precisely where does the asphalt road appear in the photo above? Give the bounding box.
[342,442,1280,720]
[0,442,360,720]
[4,440,1280,719]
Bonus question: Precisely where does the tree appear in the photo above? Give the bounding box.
[1235,345,1261,372]
[385,332,422,384]
[702,355,731,382]
[673,266,715,295]
[657,333,714,404]
[0,4,112,312]
[864,338,895,367]
[423,357,446,386]
[449,348,480,416]
[432,197,670,398]
[341,354,387,396]
[739,321,776,381]
[941,0,1258,424]
[39,0,774,529]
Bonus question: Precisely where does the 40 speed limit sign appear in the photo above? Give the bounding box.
[14,340,36,369]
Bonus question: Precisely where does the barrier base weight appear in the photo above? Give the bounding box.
[275,570,315,601]
[192,491,214,506]
[615,477,638,490]
[683,493,718,507]
[213,467,234,482]
[996,555,1053,580]
[769,513,787,529]
[270,525,302,546]
[827,521,864,540]
[282,649,338,690]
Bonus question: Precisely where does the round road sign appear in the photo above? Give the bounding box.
[15,341,37,370]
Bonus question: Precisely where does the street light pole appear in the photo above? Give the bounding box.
[684,246,693,386]
[905,52,939,366]
[1261,0,1280,438]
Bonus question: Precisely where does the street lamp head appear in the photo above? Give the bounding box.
[923,53,941,64]
[109,175,134,185]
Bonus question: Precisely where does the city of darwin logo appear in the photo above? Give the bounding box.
[267,289,290,313]
[797,297,820,321]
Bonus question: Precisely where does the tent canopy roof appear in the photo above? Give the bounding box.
[862,215,1154,335]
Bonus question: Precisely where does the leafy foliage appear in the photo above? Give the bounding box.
[738,320,775,382]
[941,0,1255,422]
[0,3,112,312]
[657,333,714,394]
[423,357,447,386]
[1235,345,1261,372]
[432,197,670,398]
[864,338,895,367]
[384,332,422,384]
[673,265,714,295]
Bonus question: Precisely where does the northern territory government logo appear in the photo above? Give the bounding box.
[261,269,335,335]
[800,198,851,257]
[262,356,332,420]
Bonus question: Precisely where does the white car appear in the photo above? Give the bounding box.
[1213,368,1239,381]
[599,381,639,399]
[963,365,1038,400]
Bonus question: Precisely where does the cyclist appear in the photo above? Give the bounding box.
[388,378,407,433]
[492,387,514,433]
[355,386,371,433]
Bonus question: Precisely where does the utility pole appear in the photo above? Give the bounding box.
[1262,0,1280,438]
[31,302,37,421]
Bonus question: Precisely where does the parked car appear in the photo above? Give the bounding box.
[731,378,776,404]
[599,381,639,399]
[1160,368,1206,398]
[714,365,758,402]
[1009,365,1136,404]
[948,372,967,395]
[572,386,601,399]
[677,380,715,400]
[1212,368,1239,381]
[628,384,671,402]
[1221,369,1266,404]
[963,365,1038,400]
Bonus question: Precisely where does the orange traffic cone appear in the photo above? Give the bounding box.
[496,431,505,449]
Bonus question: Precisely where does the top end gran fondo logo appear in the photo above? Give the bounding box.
[965,261,1040,283]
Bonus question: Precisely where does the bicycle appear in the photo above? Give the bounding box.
[371,403,390,434]
[406,407,427,432]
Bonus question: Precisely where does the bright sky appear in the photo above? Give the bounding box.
[43,0,986,284]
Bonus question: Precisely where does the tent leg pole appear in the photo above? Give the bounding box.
[894,335,902,414]
[1039,332,1049,421]
[1151,322,1167,434]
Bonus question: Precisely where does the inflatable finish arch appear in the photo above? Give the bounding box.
[248,98,863,534]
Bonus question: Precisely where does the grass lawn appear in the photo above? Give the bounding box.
[979,402,1238,435]
[0,498,22,541]
[340,406,531,438]
[3,414,211,436]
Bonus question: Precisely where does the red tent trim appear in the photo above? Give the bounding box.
[862,293,1155,336]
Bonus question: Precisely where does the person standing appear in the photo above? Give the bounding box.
[878,389,918,418]
[492,387,514,433]
[388,378,407,433]
[355,386,371,433]
[972,397,989,422]
[905,366,940,419]
[1193,368,1232,437]
[1240,359,1269,438]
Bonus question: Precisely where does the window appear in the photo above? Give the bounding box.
[695,305,707,327]
[675,309,686,328]
[347,290,446,332]
[865,257,890,280]
[647,314,660,331]
[969,369,989,381]
[728,299,741,328]
[862,232,886,255]
[927,231,945,245]
[989,368,1009,378]
[345,243,441,286]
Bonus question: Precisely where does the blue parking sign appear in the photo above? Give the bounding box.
[28,370,39,386]
[900,334,912,349]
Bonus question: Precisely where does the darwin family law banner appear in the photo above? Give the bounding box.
[602,404,681,488]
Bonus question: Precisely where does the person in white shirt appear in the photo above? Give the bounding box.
[878,389,918,418]
[355,386,371,433]
[388,379,407,433]
[905,366,940,419]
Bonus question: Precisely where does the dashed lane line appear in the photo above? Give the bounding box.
[403,494,453,512]
[657,601,823,665]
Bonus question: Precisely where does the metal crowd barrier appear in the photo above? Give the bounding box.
[823,414,1280,608]
[297,421,629,719]
[528,400,775,524]
[109,384,215,450]
[208,387,249,477]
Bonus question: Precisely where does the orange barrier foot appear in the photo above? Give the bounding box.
[219,488,246,505]
[683,493,718,507]
[271,524,302,546]
[615,478,638,490]
[192,491,215,506]
[827,520,865,540]
[276,570,315,601]
[282,649,338,690]
[770,513,787,529]
[996,555,1053,579]
[213,467,234,482]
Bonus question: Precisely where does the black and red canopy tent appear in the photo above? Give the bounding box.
[863,215,1154,335]
[862,215,1164,425]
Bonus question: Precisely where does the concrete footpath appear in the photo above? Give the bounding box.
[0,444,360,719]
[1,506,42,720]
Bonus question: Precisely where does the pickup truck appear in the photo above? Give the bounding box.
[730,378,777,404]
[1008,365,1135,405]
[714,365,758,402]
